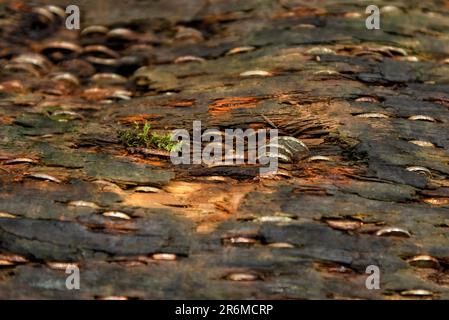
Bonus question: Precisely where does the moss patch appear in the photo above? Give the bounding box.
[118,122,179,152]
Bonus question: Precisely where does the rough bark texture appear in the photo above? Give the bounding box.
[0,0,448,299]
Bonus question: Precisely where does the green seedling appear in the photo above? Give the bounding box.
[118,122,180,152]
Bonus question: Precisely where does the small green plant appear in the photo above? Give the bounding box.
[118,122,180,152]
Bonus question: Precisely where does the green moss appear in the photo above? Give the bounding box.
[118,122,180,152]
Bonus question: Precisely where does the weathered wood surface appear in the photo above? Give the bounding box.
[0,0,448,299]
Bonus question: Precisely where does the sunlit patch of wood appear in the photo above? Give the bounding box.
[209,97,259,114]
[123,192,184,209]
[118,114,162,124]
[130,179,256,234]
[408,115,436,122]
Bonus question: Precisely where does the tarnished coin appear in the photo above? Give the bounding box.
[51,72,80,86]
[0,260,15,266]
[305,47,336,56]
[12,53,51,71]
[406,166,431,177]
[107,28,138,41]
[46,262,78,270]
[356,113,389,119]
[226,46,255,55]
[408,115,436,122]
[5,158,38,165]
[400,289,433,297]
[26,173,61,183]
[134,186,162,193]
[423,198,449,206]
[407,255,439,269]
[375,227,411,238]
[68,201,100,209]
[355,96,380,103]
[41,41,82,61]
[91,73,127,85]
[102,211,132,220]
[96,296,129,301]
[267,242,295,248]
[151,253,177,261]
[409,140,435,148]
[222,236,258,246]
[174,26,204,42]
[226,273,259,281]
[96,296,129,300]
[0,253,28,265]
[325,219,362,231]
[82,45,121,59]
[174,55,205,64]
[275,137,309,159]
[239,70,273,77]
[257,216,293,223]
[257,136,309,164]
[308,155,332,162]
[0,212,17,219]
[81,25,109,36]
